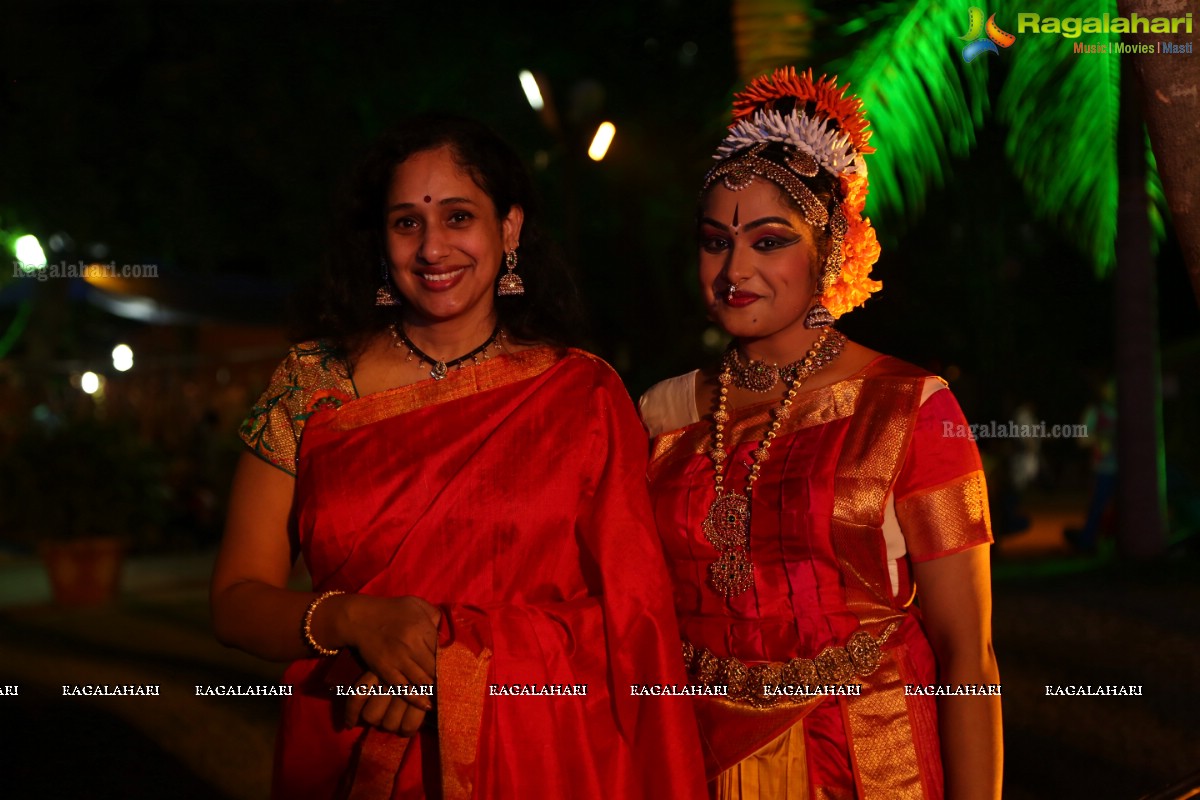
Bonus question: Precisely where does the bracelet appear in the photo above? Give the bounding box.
[302,590,346,656]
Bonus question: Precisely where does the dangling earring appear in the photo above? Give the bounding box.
[497,249,524,296]
[375,256,400,306]
[804,302,834,329]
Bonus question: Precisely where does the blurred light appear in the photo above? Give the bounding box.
[112,343,134,372]
[945,364,962,382]
[533,150,550,171]
[680,41,699,66]
[702,327,726,349]
[519,71,544,111]
[588,122,616,161]
[48,232,74,253]
[81,372,101,395]
[88,242,110,260]
[15,234,47,271]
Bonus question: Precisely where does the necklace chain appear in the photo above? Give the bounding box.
[389,323,504,381]
[702,328,847,597]
[722,338,844,393]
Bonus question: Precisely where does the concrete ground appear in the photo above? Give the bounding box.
[1,501,1197,799]
[0,553,279,800]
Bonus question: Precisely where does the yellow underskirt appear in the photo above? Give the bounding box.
[715,720,809,799]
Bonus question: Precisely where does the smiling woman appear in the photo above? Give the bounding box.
[640,69,1003,799]
[210,114,706,799]
[381,147,520,332]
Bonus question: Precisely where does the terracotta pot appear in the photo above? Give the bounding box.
[39,537,126,606]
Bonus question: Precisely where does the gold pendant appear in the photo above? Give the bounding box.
[710,549,754,597]
[703,492,750,549]
[703,493,754,596]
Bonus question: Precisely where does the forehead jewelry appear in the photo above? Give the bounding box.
[423,195,432,204]
[703,328,846,597]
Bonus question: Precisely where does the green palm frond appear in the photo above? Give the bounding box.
[826,0,989,222]
[996,0,1120,274]
[733,0,815,84]
[1145,133,1166,254]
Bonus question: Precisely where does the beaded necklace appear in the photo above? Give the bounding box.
[703,328,846,597]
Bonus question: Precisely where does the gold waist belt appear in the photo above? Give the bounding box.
[682,621,899,708]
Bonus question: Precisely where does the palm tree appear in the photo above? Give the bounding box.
[731,0,1173,556]
[1116,0,1200,307]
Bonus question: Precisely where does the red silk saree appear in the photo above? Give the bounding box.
[242,344,706,799]
[643,357,994,799]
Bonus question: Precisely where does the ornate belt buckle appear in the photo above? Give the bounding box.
[782,657,818,694]
[717,658,750,701]
[845,629,883,675]
[747,664,782,708]
[693,648,720,685]
[814,645,854,685]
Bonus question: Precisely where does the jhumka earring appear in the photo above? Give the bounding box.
[804,302,834,328]
[375,256,400,306]
[497,249,524,296]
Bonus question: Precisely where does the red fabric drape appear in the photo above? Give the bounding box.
[273,348,706,799]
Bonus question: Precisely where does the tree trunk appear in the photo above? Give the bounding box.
[1117,0,1200,307]
[1114,59,1168,558]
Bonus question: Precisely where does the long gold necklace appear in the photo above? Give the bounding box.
[703,328,846,597]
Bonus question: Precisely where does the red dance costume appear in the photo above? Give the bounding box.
[642,357,993,799]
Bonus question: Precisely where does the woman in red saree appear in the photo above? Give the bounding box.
[639,70,1002,799]
[212,114,705,799]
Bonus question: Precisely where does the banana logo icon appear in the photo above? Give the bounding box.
[960,6,985,41]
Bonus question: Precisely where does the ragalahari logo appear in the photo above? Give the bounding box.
[960,7,1016,62]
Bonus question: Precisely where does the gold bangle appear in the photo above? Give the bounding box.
[303,590,345,656]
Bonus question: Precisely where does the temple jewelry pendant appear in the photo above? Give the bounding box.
[710,549,754,597]
[703,492,750,550]
[703,492,754,596]
[430,361,449,380]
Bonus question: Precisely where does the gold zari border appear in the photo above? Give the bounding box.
[332,346,565,431]
[896,470,992,560]
[683,622,898,709]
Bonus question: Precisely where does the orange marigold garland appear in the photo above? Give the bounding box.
[716,67,882,318]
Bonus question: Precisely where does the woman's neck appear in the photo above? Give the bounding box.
[401,309,499,361]
[737,328,824,365]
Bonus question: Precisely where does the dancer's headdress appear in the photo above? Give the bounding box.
[704,68,882,317]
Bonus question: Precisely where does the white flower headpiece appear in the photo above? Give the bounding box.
[715,107,861,176]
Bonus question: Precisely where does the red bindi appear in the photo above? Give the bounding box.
[423,195,432,204]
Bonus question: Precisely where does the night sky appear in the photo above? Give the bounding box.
[2,0,1196,443]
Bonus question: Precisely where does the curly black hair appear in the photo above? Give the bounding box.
[295,113,584,355]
